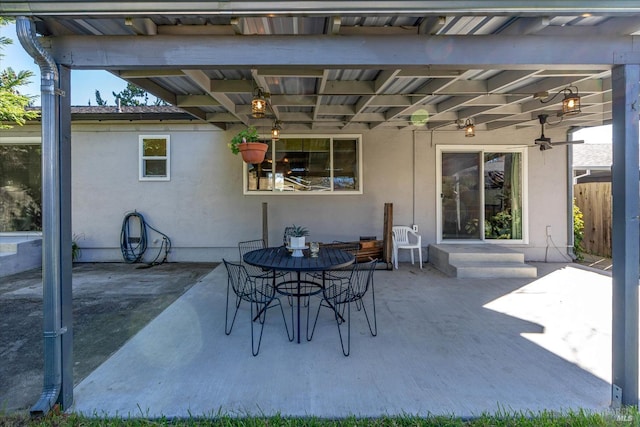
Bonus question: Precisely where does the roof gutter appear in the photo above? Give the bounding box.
[3,1,640,15]
[16,16,65,417]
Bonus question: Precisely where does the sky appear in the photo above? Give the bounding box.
[2,21,133,106]
[2,21,613,143]
[574,125,612,145]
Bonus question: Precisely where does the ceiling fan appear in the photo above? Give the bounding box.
[534,114,584,151]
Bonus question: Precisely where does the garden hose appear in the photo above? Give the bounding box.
[120,211,171,266]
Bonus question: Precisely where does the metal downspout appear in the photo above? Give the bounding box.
[566,127,576,260]
[16,16,64,416]
[412,130,417,226]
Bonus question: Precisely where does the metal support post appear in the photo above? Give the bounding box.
[611,64,640,408]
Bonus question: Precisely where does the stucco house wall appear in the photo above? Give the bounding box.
[3,119,570,263]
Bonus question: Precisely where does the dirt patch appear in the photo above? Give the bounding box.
[0,262,216,414]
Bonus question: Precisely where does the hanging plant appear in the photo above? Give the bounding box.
[229,126,259,154]
[228,126,268,163]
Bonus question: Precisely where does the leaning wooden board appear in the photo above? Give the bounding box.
[320,241,383,263]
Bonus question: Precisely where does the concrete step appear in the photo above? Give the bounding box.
[451,261,537,278]
[428,243,536,278]
[0,237,42,278]
[431,243,524,262]
[0,242,19,253]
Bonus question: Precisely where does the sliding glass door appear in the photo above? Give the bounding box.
[441,152,482,239]
[438,147,526,243]
[484,152,523,240]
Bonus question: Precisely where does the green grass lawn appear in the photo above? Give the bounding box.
[1,408,639,427]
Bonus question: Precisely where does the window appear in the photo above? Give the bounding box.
[139,135,170,181]
[244,135,362,194]
[0,143,42,231]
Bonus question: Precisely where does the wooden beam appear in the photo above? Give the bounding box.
[49,34,636,69]
[177,94,221,107]
[118,69,184,78]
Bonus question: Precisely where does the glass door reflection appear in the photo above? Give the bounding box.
[441,152,482,240]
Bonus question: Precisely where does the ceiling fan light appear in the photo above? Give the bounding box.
[561,88,581,116]
[464,119,475,137]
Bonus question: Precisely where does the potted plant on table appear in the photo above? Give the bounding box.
[288,224,309,249]
[286,224,309,257]
[228,126,268,163]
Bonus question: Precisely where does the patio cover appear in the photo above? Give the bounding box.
[1,0,639,413]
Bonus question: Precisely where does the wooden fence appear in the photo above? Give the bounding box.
[574,182,612,257]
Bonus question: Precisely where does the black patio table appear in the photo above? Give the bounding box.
[243,245,355,343]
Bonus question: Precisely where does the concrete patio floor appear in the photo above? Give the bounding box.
[71,261,613,418]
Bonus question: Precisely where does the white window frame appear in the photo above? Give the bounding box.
[435,144,529,245]
[139,135,170,181]
[243,134,363,195]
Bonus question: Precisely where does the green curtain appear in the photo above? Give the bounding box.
[510,152,522,239]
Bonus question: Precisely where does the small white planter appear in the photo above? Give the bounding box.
[289,236,306,248]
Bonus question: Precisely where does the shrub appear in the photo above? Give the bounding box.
[573,199,585,261]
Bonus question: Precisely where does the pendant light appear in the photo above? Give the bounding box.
[251,87,267,118]
[464,119,475,137]
[561,86,581,116]
[271,120,282,140]
[535,85,581,117]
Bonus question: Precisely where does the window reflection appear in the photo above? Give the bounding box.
[139,135,170,181]
[333,139,358,191]
[246,142,273,191]
[246,136,360,193]
[0,144,42,231]
[276,138,330,191]
[484,152,522,240]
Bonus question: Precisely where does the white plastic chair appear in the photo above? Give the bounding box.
[392,226,423,269]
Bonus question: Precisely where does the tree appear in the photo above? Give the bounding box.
[0,18,39,128]
[94,89,107,106]
[113,82,148,106]
[95,82,168,106]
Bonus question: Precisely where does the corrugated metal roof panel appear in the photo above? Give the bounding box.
[266,77,316,95]
[323,95,360,105]
[21,10,623,130]
[154,76,204,95]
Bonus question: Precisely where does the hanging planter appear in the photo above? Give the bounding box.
[237,142,268,163]
[228,126,268,164]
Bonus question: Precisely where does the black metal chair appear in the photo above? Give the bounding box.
[239,239,273,278]
[239,238,294,306]
[306,241,359,281]
[308,259,378,356]
[303,241,359,340]
[222,259,292,356]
